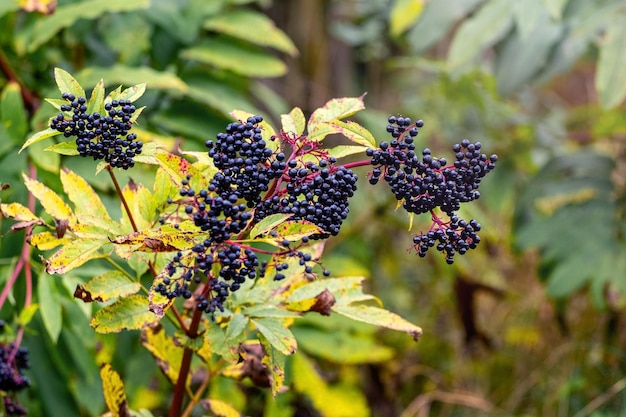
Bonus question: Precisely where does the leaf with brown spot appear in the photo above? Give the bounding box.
[140,324,188,385]
[99,363,131,417]
[74,271,141,303]
[308,289,336,316]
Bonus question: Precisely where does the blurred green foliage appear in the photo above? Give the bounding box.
[1,0,626,416]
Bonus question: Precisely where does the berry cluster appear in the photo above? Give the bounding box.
[49,93,142,169]
[255,158,358,238]
[368,116,497,263]
[157,115,357,315]
[0,343,30,416]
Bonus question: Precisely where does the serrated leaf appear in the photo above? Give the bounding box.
[19,128,62,153]
[100,364,130,417]
[74,271,141,303]
[28,232,70,250]
[91,295,158,333]
[327,120,376,147]
[203,10,297,56]
[86,79,105,114]
[200,399,241,417]
[447,0,515,71]
[226,313,249,341]
[60,168,111,221]
[38,272,63,343]
[251,318,297,355]
[596,13,626,109]
[307,96,366,132]
[389,0,424,37]
[332,305,422,341]
[182,39,287,78]
[44,141,79,155]
[22,173,75,224]
[1,82,28,144]
[140,324,187,385]
[54,67,86,99]
[249,213,294,238]
[44,238,109,274]
[259,334,286,396]
[281,107,306,137]
[0,202,39,222]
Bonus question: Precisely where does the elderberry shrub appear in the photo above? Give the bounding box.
[157,115,353,315]
[49,93,142,169]
[0,343,30,416]
[368,116,498,263]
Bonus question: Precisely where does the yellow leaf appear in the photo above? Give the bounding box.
[201,399,242,417]
[280,107,306,137]
[0,202,38,221]
[29,231,70,250]
[44,238,109,274]
[99,363,130,417]
[111,227,197,252]
[22,173,75,225]
[389,0,424,37]
[140,324,188,385]
[60,167,111,220]
[74,271,141,303]
[332,305,422,341]
[307,95,366,132]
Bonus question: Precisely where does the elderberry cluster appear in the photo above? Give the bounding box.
[205,116,281,208]
[368,116,498,263]
[255,158,358,238]
[49,93,142,169]
[0,343,30,416]
[413,216,482,264]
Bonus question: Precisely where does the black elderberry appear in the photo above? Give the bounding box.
[49,95,141,169]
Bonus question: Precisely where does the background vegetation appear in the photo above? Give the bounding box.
[1,0,626,416]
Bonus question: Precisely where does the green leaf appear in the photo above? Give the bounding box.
[91,295,158,333]
[545,0,568,19]
[292,326,394,364]
[1,82,28,144]
[249,213,294,238]
[182,38,288,78]
[44,142,79,156]
[389,0,425,37]
[54,67,86,99]
[86,79,105,115]
[327,145,370,160]
[118,83,147,103]
[280,107,306,137]
[19,0,150,53]
[285,276,367,303]
[307,96,366,132]
[74,271,141,303]
[184,73,261,117]
[596,12,626,108]
[44,239,109,274]
[447,0,515,71]
[19,128,62,153]
[38,272,63,343]
[203,10,298,56]
[226,313,249,341]
[495,9,561,95]
[76,65,188,94]
[22,173,75,223]
[332,305,422,341]
[251,318,297,355]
